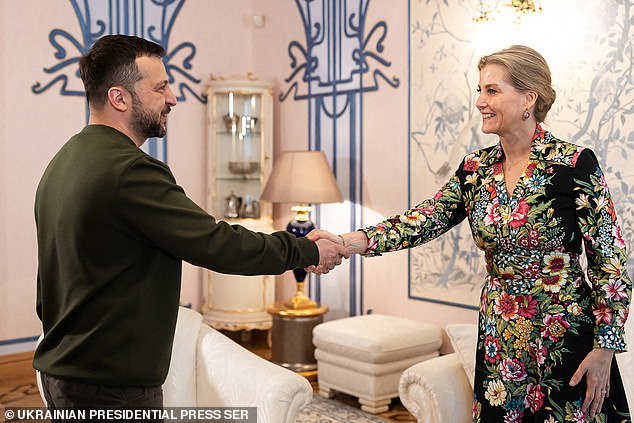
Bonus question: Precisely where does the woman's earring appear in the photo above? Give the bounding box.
[523,109,530,120]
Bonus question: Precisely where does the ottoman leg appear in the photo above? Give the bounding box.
[318,385,335,399]
[359,397,391,414]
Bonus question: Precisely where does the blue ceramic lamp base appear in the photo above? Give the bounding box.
[284,205,319,310]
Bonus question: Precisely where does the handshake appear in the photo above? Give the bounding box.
[306,229,367,275]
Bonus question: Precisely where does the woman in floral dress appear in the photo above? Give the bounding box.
[308,45,631,422]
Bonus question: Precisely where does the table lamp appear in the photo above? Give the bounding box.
[260,150,343,310]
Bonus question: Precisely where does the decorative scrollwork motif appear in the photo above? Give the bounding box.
[280,0,399,102]
[32,0,206,104]
[280,0,400,315]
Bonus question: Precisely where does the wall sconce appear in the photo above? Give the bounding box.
[474,0,542,23]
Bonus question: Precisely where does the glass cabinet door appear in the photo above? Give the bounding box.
[207,80,273,222]
[203,78,274,331]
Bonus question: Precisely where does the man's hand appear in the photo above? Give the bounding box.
[569,347,615,418]
[304,229,371,274]
[313,238,349,275]
[307,229,341,244]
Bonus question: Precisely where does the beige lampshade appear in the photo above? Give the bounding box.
[260,150,343,204]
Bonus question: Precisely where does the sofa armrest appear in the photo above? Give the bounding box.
[399,353,472,423]
[195,325,312,423]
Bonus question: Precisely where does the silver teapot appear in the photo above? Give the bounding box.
[223,113,240,133]
[224,192,242,218]
[239,195,260,219]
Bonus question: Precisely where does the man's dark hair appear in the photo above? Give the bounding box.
[79,35,165,109]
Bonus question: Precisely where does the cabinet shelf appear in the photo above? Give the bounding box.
[217,131,262,136]
[216,176,260,181]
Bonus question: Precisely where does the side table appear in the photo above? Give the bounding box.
[267,303,328,378]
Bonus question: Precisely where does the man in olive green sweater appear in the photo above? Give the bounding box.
[34,35,348,411]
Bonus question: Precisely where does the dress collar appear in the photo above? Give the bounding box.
[481,124,547,167]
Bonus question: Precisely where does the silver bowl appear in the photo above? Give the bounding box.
[228,161,259,175]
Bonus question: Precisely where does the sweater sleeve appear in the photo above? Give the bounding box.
[115,155,319,274]
[573,148,631,351]
[361,168,467,256]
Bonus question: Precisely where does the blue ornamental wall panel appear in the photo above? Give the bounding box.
[282,0,399,317]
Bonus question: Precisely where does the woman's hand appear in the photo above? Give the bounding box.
[569,347,615,418]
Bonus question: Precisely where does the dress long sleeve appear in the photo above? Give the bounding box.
[361,170,467,256]
[573,149,631,351]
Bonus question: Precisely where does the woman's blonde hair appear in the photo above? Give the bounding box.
[478,45,556,123]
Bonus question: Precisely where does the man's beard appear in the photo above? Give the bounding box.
[131,96,169,140]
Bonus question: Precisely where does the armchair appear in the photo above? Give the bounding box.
[399,324,475,423]
[399,322,634,423]
[399,352,472,423]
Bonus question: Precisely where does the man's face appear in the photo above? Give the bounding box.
[130,56,177,140]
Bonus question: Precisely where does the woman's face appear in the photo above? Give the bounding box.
[476,64,528,137]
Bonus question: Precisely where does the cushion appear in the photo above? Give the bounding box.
[315,348,438,375]
[313,314,442,363]
[445,323,478,389]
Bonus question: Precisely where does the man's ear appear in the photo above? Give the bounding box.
[107,87,130,112]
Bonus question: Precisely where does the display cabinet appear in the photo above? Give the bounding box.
[203,76,275,331]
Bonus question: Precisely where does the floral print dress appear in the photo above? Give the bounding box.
[362,126,631,422]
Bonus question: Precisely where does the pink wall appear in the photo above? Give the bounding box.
[1,1,88,342]
[0,0,477,350]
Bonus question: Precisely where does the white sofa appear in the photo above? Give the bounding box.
[399,322,634,423]
[38,307,313,423]
[164,307,313,422]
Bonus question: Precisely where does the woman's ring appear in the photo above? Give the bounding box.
[601,389,607,394]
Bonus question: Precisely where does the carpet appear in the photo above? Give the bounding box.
[295,395,389,423]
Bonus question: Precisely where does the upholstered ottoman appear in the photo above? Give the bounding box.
[313,314,442,414]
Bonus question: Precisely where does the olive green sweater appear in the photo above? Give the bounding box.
[34,125,318,387]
